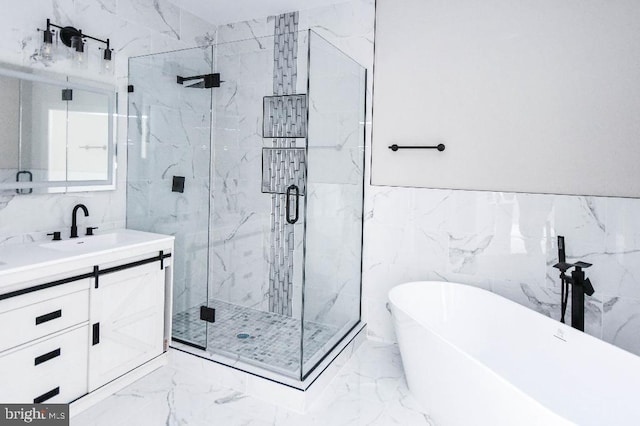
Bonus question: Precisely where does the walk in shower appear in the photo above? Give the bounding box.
[126,21,366,381]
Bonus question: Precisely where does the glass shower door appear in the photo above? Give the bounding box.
[205,33,308,378]
[127,47,214,349]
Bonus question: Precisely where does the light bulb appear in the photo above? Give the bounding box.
[41,43,53,60]
[73,50,88,69]
[40,29,54,61]
[100,48,114,75]
[71,36,88,69]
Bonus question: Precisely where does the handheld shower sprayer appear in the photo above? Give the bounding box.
[557,236,568,323]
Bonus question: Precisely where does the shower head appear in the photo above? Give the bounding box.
[185,81,206,88]
[176,73,221,89]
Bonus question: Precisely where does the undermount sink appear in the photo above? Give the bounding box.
[40,233,125,252]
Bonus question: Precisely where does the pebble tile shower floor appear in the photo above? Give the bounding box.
[172,299,338,374]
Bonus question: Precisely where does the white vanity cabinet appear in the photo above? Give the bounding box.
[89,261,166,391]
[0,230,174,413]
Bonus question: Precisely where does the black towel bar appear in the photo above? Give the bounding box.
[389,144,445,152]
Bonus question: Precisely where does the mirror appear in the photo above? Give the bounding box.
[0,65,116,194]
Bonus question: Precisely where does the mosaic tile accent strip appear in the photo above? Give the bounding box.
[263,94,307,138]
[268,11,300,317]
[261,147,306,195]
[172,299,337,374]
[273,12,299,96]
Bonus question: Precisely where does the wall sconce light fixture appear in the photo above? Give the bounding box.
[38,18,114,73]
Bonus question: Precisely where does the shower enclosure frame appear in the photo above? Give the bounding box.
[126,29,367,384]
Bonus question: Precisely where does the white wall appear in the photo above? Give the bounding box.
[0,0,215,245]
[371,0,640,198]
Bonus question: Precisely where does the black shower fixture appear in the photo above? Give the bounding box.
[553,236,596,332]
[176,73,222,88]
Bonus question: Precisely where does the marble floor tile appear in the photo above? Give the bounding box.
[72,340,432,426]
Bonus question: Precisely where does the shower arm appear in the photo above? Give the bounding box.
[176,73,222,88]
[176,74,208,83]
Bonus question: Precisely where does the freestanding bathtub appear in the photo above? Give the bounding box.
[389,281,640,426]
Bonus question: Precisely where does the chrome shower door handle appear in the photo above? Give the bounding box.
[286,184,300,224]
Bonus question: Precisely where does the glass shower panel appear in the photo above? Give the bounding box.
[125,29,365,379]
[205,32,308,378]
[127,48,214,349]
[302,31,366,378]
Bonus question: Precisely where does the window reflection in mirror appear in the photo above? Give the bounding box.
[0,65,115,193]
[67,90,110,181]
[0,75,19,185]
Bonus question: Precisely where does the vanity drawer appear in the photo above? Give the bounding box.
[0,287,90,352]
[0,325,89,403]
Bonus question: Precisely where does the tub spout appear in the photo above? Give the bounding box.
[568,264,594,331]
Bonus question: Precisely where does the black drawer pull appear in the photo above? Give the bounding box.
[35,309,62,325]
[34,386,59,403]
[34,348,61,366]
[92,322,100,345]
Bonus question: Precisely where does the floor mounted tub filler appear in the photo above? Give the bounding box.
[389,281,640,426]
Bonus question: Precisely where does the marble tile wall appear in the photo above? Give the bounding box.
[0,0,215,247]
[362,187,640,357]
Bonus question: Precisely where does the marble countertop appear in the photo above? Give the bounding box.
[0,229,174,293]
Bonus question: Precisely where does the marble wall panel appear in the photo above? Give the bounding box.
[363,187,640,357]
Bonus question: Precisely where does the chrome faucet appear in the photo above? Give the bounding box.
[70,204,89,238]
